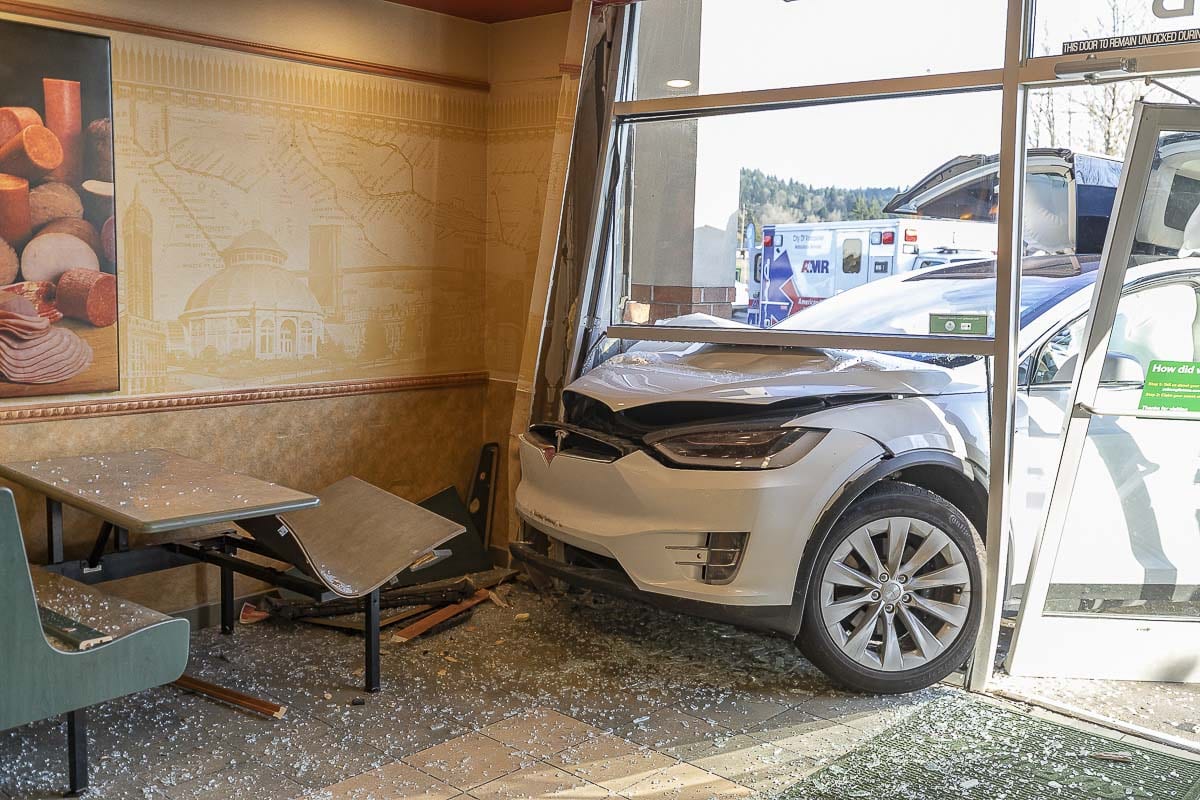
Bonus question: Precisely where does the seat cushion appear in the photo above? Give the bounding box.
[32,568,173,652]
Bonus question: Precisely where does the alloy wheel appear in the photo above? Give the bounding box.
[818,515,973,672]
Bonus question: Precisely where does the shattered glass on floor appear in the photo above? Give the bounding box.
[782,697,1200,800]
[994,672,1200,748]
[1,584,1194,799]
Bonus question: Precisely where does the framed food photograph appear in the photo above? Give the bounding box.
[0,18,117,398]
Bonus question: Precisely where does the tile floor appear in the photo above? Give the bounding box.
[1,583,1192,799]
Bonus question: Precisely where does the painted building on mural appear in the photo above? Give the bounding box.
[179,230,324,360]
[120,188,170,394]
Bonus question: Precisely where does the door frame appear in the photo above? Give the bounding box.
[1006,102,1200,683]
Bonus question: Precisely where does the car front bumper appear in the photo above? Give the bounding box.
[514,427,885,607]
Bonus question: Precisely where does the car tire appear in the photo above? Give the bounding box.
[799,481,982,694]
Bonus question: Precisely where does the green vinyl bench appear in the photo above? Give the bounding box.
[0,488,190,796]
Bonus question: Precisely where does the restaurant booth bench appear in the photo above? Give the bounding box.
[0,488,190,796]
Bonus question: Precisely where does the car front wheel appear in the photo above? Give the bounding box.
[799,481,982,694]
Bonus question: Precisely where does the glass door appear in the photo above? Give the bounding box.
[1007,102,1200,682]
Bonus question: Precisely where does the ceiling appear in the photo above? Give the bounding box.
[384,0,575,23]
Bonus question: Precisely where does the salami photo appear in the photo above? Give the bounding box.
[0,19,117,399]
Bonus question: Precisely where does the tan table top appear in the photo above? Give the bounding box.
[0,448,318,534]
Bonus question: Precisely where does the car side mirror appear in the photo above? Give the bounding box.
[1100,352,1145,384]
[1054,352,1145,385]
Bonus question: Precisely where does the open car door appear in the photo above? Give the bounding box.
[885,150,1120,256]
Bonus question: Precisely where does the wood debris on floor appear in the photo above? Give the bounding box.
[260,568,517,637]
[173,674,287,719]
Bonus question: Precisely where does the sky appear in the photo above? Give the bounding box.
[646,0,1200,231]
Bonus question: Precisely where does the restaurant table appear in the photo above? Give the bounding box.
[1,449,458,693]
[0,449,319,554]
[0,450,407,686]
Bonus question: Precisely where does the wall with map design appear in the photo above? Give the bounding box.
[113,35,489,394]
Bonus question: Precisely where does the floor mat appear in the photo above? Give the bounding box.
[782,698,1200,800]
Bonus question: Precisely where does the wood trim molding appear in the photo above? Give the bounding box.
[0,371,489,424]
[0,0,490,92]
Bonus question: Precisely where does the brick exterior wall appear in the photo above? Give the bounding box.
[630,284,735,323]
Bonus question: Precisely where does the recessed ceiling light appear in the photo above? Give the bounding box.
[666,79,692,89]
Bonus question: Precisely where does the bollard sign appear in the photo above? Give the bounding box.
[1062,0,1200,53]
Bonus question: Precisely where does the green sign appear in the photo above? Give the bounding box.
[1139,360,1200,412]
[929,313,989,336]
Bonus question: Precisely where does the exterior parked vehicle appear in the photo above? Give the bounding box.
[747,218,994,327]
[513,247,1200,693]
[747,149,1122,329]
[884,149,1122,257]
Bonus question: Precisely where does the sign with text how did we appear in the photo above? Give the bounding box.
[1139,360,1200,412]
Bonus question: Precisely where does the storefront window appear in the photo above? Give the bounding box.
[615,91,1002,334]
[633,0,1006,101]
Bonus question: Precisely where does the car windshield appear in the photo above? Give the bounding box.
[774,257,1098,364]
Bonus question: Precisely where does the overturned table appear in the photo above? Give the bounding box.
[0,449,461,692]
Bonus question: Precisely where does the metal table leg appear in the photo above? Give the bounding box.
[364,588,381,693]
[46,498,63,565]
[220,565,235,634]
[86,522,113,569]
[220,539,238,634]
[65,708,87,797]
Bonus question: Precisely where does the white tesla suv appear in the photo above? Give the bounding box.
[512,255,1200,693]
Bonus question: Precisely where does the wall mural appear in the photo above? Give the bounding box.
[110,36,490,395]
[485,81,561,383]
[0,19,119,399]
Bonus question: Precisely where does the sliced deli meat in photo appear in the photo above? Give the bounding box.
[0,283,60,322]
[0,294,92,384]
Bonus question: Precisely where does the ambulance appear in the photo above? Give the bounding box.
[746,219,994,328]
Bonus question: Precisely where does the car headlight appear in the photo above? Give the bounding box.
[647,426,825,470]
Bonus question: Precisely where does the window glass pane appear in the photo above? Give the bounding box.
[633,0,1006,101]
[1011,82,1200,606]
[613,92,1004,345]
[1015,115,1200,620]
[1033,0,1200,58]
[1031,315,1085,384]
[841,239,862,274]
[1042,414,1200,618]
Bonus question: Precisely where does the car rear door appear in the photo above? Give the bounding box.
[834,231,868,294]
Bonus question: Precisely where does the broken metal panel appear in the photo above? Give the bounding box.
[273,476,465,599]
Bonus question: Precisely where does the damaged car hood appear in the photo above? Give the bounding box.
[570,346,960,410]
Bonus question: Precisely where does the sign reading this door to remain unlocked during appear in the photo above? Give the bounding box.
[1139,360,1200,412]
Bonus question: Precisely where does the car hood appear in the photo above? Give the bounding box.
[569,346,959,411]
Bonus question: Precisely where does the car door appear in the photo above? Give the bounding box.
[1012,278,1200,604]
